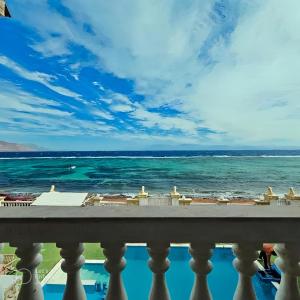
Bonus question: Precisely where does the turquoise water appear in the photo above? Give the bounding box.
[1,154,300,197]
[43,246,276,300]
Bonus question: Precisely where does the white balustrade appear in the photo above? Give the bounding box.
[0,206,300,300]
[189,242,214,300]
[11,242,44,300]
[147,242,171,300]
[2,201,32,207]
[57,242,86,300]
[233,243,261,300]
[101,242,127,300]
[275,243,300,300]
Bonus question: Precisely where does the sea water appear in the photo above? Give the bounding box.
[0,150,299,197]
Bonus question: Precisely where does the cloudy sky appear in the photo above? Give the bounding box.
[0,0,299,150]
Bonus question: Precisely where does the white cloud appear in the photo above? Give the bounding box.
[92,81,105,91]
[6,0,300,146]
[0,81,113,136]
[110,93,132,105]
[0,55,81,99]
[31,35,71,57]
[131,105,198,134]
[110,104,134,112]
[92,109,114,120]
[106,92,135,112]
[185,0,300,146]
[0,81,69,115]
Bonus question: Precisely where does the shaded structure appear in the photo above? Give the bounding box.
[0,0,10,17]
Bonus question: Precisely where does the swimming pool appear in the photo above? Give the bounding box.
[43,246,276,300]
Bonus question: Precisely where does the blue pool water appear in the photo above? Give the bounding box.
[43,246,276,300]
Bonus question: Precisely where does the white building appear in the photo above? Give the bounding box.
[32,192,88,207]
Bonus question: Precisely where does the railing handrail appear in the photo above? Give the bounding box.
[0,206,300,243]
[2,200,33,203]
[0,205,300,218]
[1,200,33,207]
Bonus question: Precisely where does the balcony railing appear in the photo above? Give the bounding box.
[0,205,300,300]
[0,200,33,207]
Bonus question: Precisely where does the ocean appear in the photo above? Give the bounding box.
[0,150,300,197]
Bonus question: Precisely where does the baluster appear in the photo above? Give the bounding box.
[232,243,261,300]
[189,243,214,300]
[101,242,127,300]
[11,242,44,300]
[275,243,300,300]
[57,243,87,300]
[0,243,3,277]
[147,242,171,300]
[0,243,3,264]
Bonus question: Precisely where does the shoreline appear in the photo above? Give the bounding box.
[0,191,259,205]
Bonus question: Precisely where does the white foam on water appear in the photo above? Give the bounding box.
[1,155,300,160]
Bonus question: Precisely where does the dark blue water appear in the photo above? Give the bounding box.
[0,150,300,158]
[0,150,300,196]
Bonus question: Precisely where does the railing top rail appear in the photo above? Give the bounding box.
[0,205,300,219]
[0,206,300,243]
[2,200,33,203]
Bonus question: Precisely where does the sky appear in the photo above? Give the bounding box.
[0,0,300,150]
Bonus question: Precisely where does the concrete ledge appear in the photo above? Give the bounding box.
[0,206,300,243]
[1,205,300,218]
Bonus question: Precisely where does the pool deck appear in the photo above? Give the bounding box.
[41,259,105,286]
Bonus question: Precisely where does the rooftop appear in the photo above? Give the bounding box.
[32,192,88,207]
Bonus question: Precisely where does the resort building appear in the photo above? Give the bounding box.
[0,194,34,207]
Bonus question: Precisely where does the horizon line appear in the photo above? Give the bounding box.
[1,149,300,153]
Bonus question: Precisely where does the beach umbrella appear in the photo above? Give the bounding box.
[0,0,11,17]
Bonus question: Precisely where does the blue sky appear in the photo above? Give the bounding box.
[0,0,300,150]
